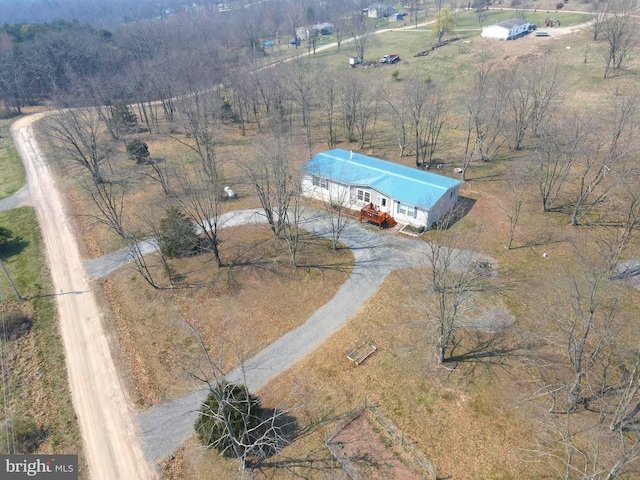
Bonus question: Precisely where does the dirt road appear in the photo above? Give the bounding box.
[11,115,156,480]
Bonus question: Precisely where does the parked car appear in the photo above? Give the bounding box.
[380,54,400,64]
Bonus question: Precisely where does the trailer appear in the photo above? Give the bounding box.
[349,56,362,67]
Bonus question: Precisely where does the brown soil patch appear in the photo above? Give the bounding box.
[329,409,429,480]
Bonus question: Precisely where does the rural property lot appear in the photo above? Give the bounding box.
[4,3,640,479]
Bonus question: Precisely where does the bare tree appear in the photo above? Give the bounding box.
[244,124,297,239]
[328,4,350,51]
[537,252,618,415]
[498,165,528,250]
[171,165,225,268]
[473,0,491,25]
[282,193,302,268]
[350,17,373,64]
[601,0,638,79]
[340,75,365,144]
[186,320,294,472]
[592,0,611,40]
[534,117,581,213]
[285,59,315,150]
[354,85,379,151]
[173,90,224,183]
[318,76,338,148]
[405,77,448,167]
[460,54,507,179]
[412,216,492,364]
[383,90,412,158]
[530,262,640,479]
[315,162,357,252]
[42,108,112,184]
[570,91,637,226]
[499,59,562,151]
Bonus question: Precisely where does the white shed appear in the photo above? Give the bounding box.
[481,18,530,40]
[367,3,397,19]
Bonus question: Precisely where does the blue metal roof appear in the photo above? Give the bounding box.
[304,149,463,208]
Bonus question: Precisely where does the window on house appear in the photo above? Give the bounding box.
[381,198,387,207]
[312,175,328,189]
[357,189,370,203]
[397,202,417,218]
[450,190,455,199]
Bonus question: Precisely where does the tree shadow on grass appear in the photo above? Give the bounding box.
[0,236,29,260]
[444,328,525,381]
[434,197,476,230]
[249,406,350,475]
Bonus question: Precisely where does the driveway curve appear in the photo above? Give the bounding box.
[0,184,31,212]
[130,209,494,465]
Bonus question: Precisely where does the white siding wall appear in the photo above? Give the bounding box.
[427,186,459,226]
[481,25,509,39]
[301,175,349,203]
[302,175,461,229]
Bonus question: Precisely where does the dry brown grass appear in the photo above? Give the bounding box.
[32,22,640,479]
[165,268,536,479]
[98,223,353,405]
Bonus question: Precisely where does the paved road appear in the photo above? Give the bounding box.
[11,115,156,480]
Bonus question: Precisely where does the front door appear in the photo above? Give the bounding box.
[374,196,388,212]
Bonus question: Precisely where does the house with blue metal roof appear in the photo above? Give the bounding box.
[302,149,463,228]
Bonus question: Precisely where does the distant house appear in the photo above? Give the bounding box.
[296,26,312,40]
[296,22,334,40]
[481,18,530,40]
[302,149,463,228]
[367,3,397,19]
[313,22,334,35]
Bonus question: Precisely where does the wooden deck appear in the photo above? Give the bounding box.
[359,203,397,229]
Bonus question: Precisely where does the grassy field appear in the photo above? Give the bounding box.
[0,207,86,477]
[0,119,26,200]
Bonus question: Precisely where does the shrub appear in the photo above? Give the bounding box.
[110,100,138,135]
[0,417,47,453]
[0,310,32,340]
[556,2,564,8]
[158,207,199,258]
[194,382,262,454]
[126,139,150,164]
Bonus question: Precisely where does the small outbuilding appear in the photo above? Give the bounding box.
[301,149,463,228]
[313,22,334,35]
[481,18,530,40]
[367,3,397,19]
